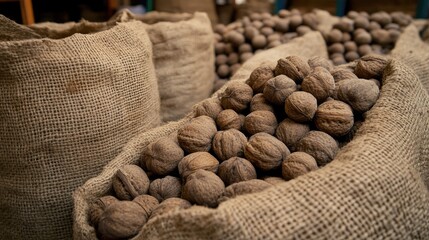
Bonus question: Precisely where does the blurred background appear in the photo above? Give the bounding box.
[0,0,427,25]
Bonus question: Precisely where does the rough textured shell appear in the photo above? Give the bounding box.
[354,55,388,79]
[337,79,380,113]
[143,136,184,176]
[274,56,310,83]
[301,67,335,103]
[330,67,358,83]
[250,93,275,113]
[218,157,257,186]
[133,195,159,220]
[182,170,225,208]
[308,56,333,71]
[244,132,290,171]
[212,129,247,161]
[177,116,217,153]
[178,152,219,180]
[218,179,272,203]
[89,196,118,227]
[149,176,182,202]
[296,131,339,166]
[194,98,223,119]
[263,75,297,105]
[282,152,318,180]
[284,91,317,123]
[247,66,275,93]
[221,82,254,112]
[112,165,150,200]
[244,110,278,135]
[216,109,242,130]
[275,118,310,152]
[315,100,354,137]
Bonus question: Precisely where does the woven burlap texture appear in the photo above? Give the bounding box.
[115,11,215,122]
[136,60,429,239]
[0,19,161,240]
[0,14,41,41]
[392,25,429,93]
[72,31,331,240]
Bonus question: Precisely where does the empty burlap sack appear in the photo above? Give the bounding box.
[0,17,161,240]
[391,25,429,93]
[72,31,331,240]
[120,11,215,122]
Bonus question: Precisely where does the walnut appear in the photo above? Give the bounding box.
[327,29,343,43]
[250,12,262,21]
[284,91,317,122]
[301,67,335,103]
[354,16,370,29]
[244,26,258,40]
[347,11,359,19]
[267,34,281,42]
[282,152,318,180]
[275,118,310,152]
[239,43,253,53]
[143,136,184,176]
[296,25,312,36]
[212,129,247,161]
[217,65,230,78]
[314,100,354,137]
[250,93,275,112]
[289,15,303,30]
[252,20,263,29]
[149,176,182,202]
[274,18,289,32]
[333,18,354,32]
[220,82,253,112]
[244,132,290,171]
[252,35,267,49]
[345,51,360,62]
[370,29,392,46]
[330,68,358,83]
[225,31,245,46]
[274,56,311,83]
[331,55,347,66]
[133,195,159,219]
[214,42,225,54]
[149,198,192,220]
[342,32,351,42]
[218,157,257,186]
[215,54,228,66]
[178,152,219,180]
[177,116,217,153]
[390,11,412,26]
[267,40,282,48]
[368,21,381,31]
[244,110,278,135]
[218,179,272,203]
[354,55,388,79]
[247,66,274,93]
[98,197,158,239]
[262,75,297,105]
[260,27,274,36]
[263,176,286,185]
[224,43,234,54]
[369,11,392,26]
[308,56,333,71]
[344,41,358,52]
[230,63,241,76]
[388,29,401,42]
[194,98,223,120]
[216,109,242,130]
[296,131,339,166]
[358,44,372,56]
[227,53,239,65]
[182,169,225,207]
[89,196,118,227]
[354,31,372,45]
[336,78,380,113]
[112,165,150,200]
[328,43,345,54]
[302,12,319,30]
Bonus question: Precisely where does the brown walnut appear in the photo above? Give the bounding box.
[282,152,318,180]
[177,116,217,153]
[178,152,219,180]
[315,100,354,137]
[284,91,317,123]
[336,79,380,113]
[244,132,290,171]
[244,110,278,135]
[275,118,310,152]
[247,66,274,94]
[216,109,242,130]
[149,176,182,202]
[250,93,275,113]
[274,56,311,83]
[301,67,335,103]
[149,198,192,220]
[308,56,333,71]
[220,82,254,112]
[296,131,339,166]
[182,170,225,208]
[89,196,118,227]
[143,136,184,176]
[212,129,247,161]
[218,157,257,186]
[194,98,223,120]
[112,165,150,200]
[262,75,297,105]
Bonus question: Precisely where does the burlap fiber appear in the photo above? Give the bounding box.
[72,31,332,240]
[29,20,110,39]
[0,15,41,41]
[113,11,215,122]
[391,25,429,93]
[0,18,161,239]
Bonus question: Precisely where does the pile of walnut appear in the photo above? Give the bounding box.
[90,54,388,239]
[326,11,412,65]
[214,9,320,81]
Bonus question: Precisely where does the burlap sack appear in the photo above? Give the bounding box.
[0,15,41,41]
[391,25,429,93]
[113,11,215,122]
[0,17,161,239]
[73,31,333,240]
[29,20,110,39]
[154,0,218,24]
